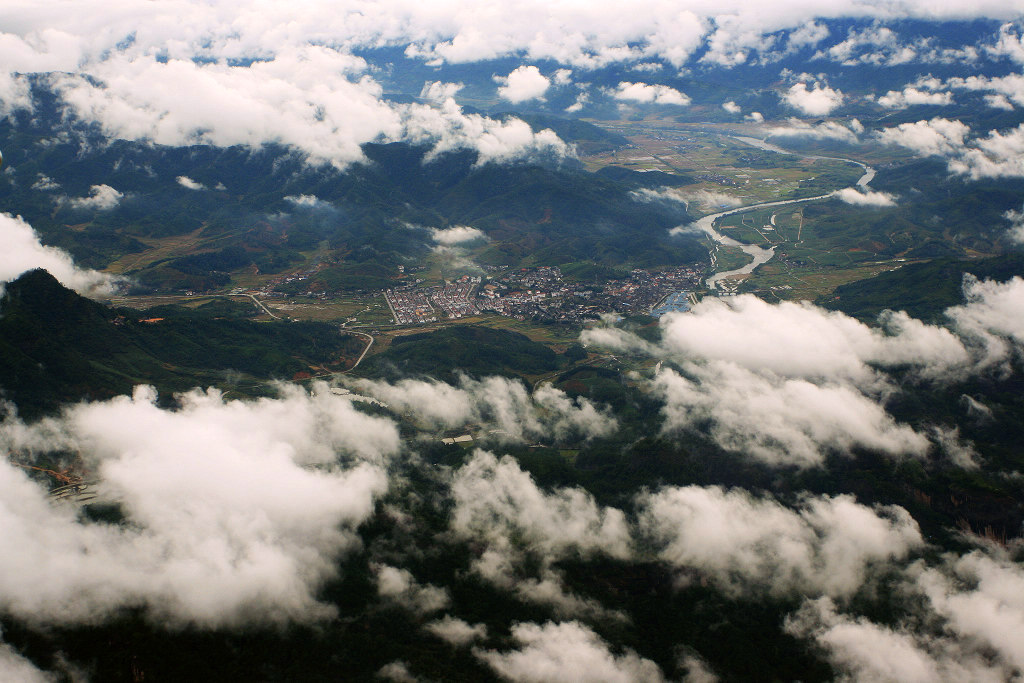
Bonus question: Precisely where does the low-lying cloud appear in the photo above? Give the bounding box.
[350,375,617,443]
[782,82,844,116]
[450,450,630,618]
[430,225,486,245]
[613,81,690,106]
[176,175,205,190]
[876,117,1024,179]
[49,48,570,169]
[789,548,1024,683]
[476,621,665,683]
[638,486,923,598]
[0,213,122,296]
[583,282,1024,467]
[835,187,897,206]
[66,184,123,210]
[653,364,930,467]
[496,65,550,103]
[877,86,953,108]
[767,118,862,144]
[0,383,397,627]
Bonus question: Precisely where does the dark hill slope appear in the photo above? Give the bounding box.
[358,325,560,384]
[820,253,1024,322]
[0,270,362,417]
[0,91,706,289]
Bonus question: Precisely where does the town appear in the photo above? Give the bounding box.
[384,264,702,325]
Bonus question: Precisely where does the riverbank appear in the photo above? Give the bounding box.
[678,137,876,290]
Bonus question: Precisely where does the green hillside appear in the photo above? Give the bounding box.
[821,253,1024,322]
[358,325,561,383]
[0,270,364,417]
[0,96,706,293]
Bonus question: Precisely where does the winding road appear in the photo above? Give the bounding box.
[343,329,374,372]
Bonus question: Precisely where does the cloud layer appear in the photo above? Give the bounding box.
[0,383,397,627]
[351,375,616,443]
[584,281,1024,467]
[0,213,122,296]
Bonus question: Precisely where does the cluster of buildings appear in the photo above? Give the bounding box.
[385,276,484,324]
[258,262,704,327]
[477,265,702,323]
[430,277,481,319]
[385,288,436,324]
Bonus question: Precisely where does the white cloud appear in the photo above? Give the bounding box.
[633,187,741,213]
[0,2,1019,86]
[835,187,897,206]
[721,100,741,114]
[13,3,1013,170]
[785,597,1001,683]
[786,21,830,51]
[449,450,630,618]
[1004,209,1024,243]
[813,25,977,67]
[985,93,1015,110]
[931,425,980,469]
[875,117,970,156]
[936,73,1024,110]
[768,117,860,144]
[51,49,387,168]
[788,548,1024,683]
[475,621,665,683]
[745,111,764,123]
[50,48,569,169]
[0,639,50,683]
[0,212,122,296]
[653,295,968,386]
[613,81,690,106]
[374,564,450,615]
[430,225,485,245]
[683,189,743,209]
[638,486,923,598]
[782,82,844,116]
[784,542,1024,681]
[0,383,397,627]
[653,364,930,467]
[67,183,122,210]
[400,96,572,166]
[877,86,953,109]
[914,551,1024,674]
[176,175,205,190]
[377,661,419,683]
[551,68,573,85]
[0,72,32,117]
[945,275,1024,369]
[565,90,590,113]
[875,117,1024,179]
[631,62,662,72]
[991,21,1024,65]
[496,65,550,103]
[350,375,616,443]
[947,124,1024,179]
[284,194,333,210]
[425,616,487,646]
[581,293,1002,466]
[451,450,631,562]
[30,175,59,191]
[419,80,463,104]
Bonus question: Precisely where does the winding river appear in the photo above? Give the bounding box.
[687,136,875,290]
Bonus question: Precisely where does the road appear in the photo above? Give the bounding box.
[244,294,281,319]
[343,329,374,372]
